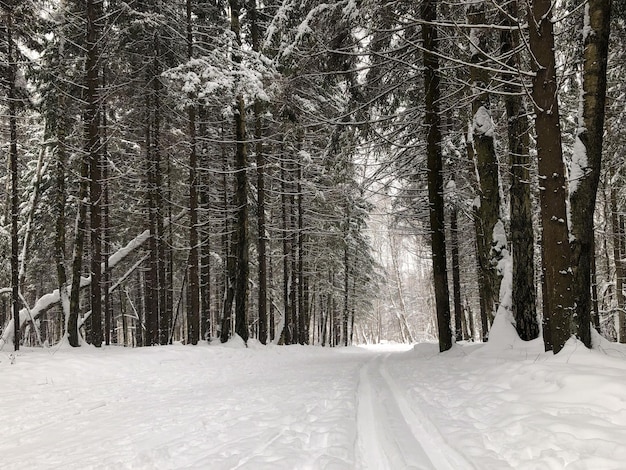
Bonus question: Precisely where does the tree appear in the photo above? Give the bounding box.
[4,3,20,351]
[527,0,575,353]
[230,0,249,344]
[569,0,612,348]
[186,0,200,345]
[422,0,452,352]
[500,0,539,341]
[248,0,268,344]
[467,0,503,336]
[86,0,103,347]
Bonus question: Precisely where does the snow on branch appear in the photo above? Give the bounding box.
[0,210,186,349]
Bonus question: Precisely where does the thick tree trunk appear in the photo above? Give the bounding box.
[466,131,489,341]
[230,0,249,344]
[501,0,539,341]
[247,0,268,345]
[86,0,103,347]
[422,0,452,352]
[467,2,502,326]
[528,0,575,353]
[569,0,611,348]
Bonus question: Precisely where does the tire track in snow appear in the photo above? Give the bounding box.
[356,354,474,470]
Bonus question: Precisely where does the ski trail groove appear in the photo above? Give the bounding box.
[356,354,474,470]
[379,355,475,470]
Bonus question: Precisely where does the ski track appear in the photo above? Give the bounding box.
[355,354,473,470]
[1,344,478,469]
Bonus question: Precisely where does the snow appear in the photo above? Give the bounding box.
[583,3,592,42]
[472,105,494,138]
[2,337,626,469]
[569,135,587,195]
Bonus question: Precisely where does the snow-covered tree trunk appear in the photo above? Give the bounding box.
[467,1,503,333]
[569,0,612,348]
[500,0,539,341]
[527,0,575,353]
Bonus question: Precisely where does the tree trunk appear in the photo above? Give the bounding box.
[590,234,600,331]
[247,0,268,345]
[145,72,161,347]
[528,0,575,353]
[7,9,20,351]
[501,0,539,341]
[297,170,306,345]
[610,181,626,341]
[68,155,89,345]
[422,0,452,352]
[569,0,611,348]
[466,131,489,341]
[450,207,463,342]
[343,240,349,347]
[230,0,249,344]
[616,214,626,343]
[199,107,211,341]
[102,69,112,345]
[467,2,502,326]
[281,160,292,344]
[220,136,234,343]
[54,83,70,343]
[187,0,200,345]
[86,0,103,347]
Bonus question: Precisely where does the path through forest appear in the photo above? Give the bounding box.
[2,331,626,469]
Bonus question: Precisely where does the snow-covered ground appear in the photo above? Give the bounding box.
[2,327,626,469]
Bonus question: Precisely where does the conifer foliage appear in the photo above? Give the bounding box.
[0,0,622,351]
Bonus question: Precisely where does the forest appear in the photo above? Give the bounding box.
[0,0,624,354]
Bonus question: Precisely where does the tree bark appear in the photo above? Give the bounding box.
[467,2,502,327]
[501,0,539,340]
[528,0,575,353]
[187,0,200,345]
[247,0,268,345]
[86,0,103,347]
[569,0,612,348]
[229,0,249,344]
[450,207,463,342]
[281,160,292,344]
[7,9,20,351]
[610,181,626,342]
[422,0,452,352]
